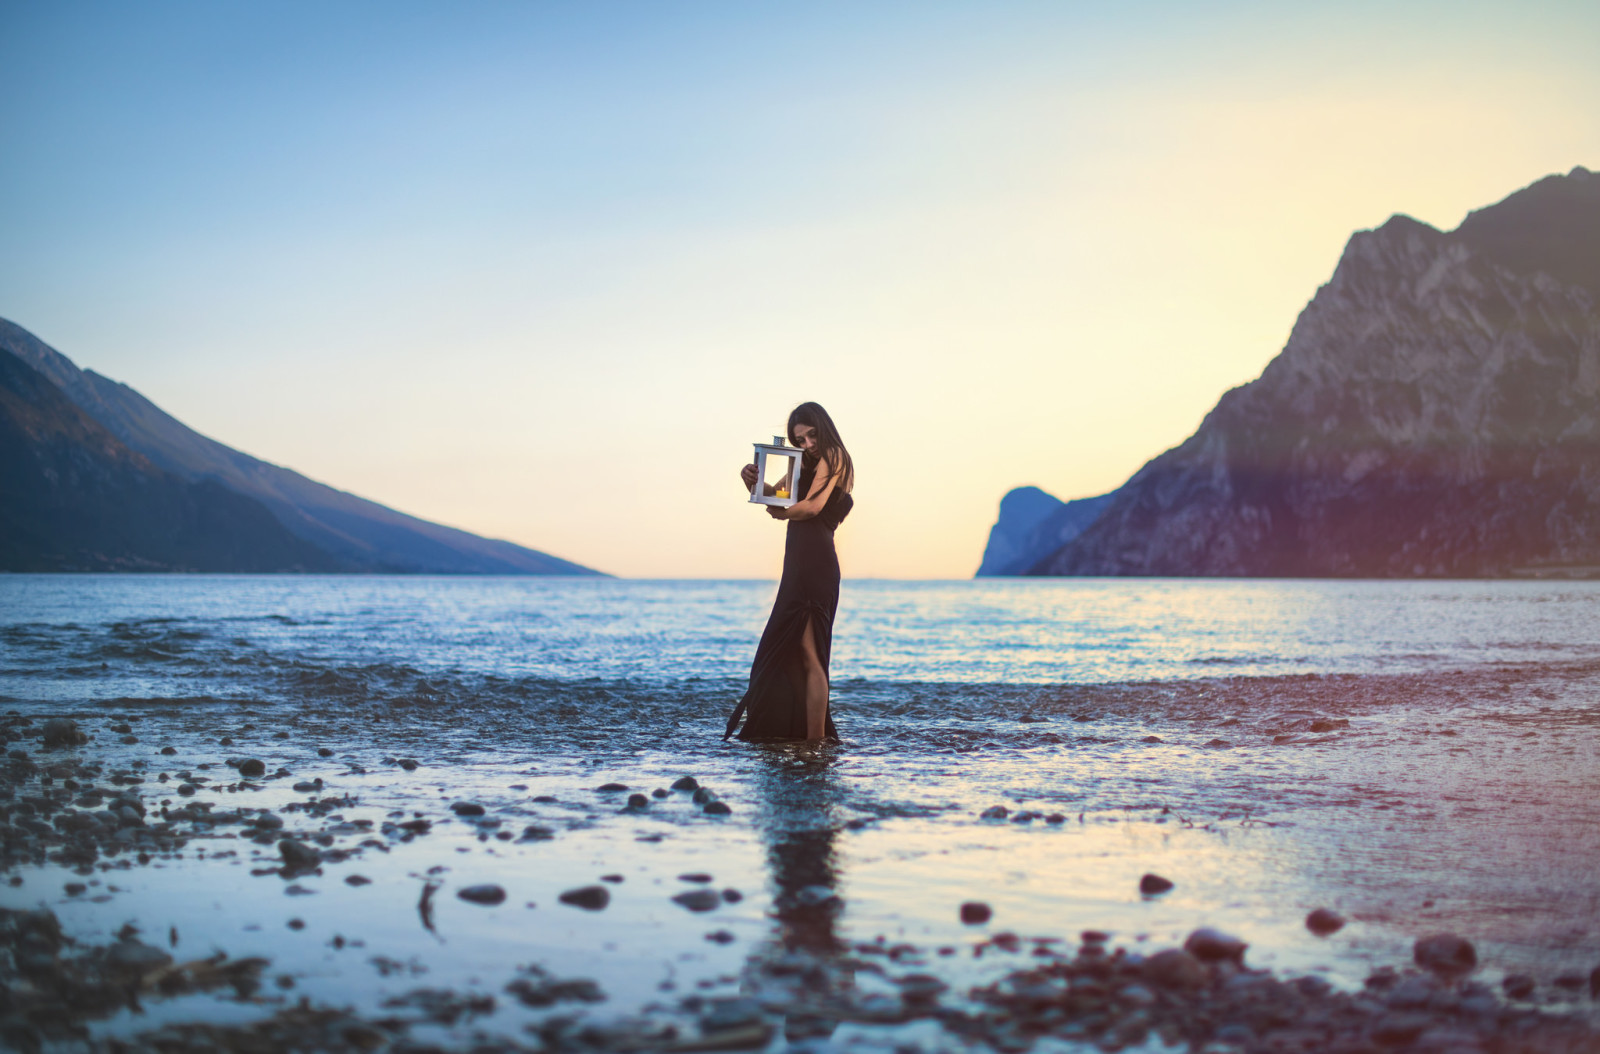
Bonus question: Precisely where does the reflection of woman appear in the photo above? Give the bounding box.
[726,402,854,742]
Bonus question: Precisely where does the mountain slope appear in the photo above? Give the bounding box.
[976,486,1117,576]
[0,320,602,575]
[0,348,340,572]
[1029,166,1600,578]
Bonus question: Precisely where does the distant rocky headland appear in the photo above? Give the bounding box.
[982,166,1600,578]
[0,320,602,574]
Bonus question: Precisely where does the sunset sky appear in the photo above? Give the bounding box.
[3,1,1597,577]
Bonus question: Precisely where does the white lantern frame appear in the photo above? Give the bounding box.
[749,435,805,508]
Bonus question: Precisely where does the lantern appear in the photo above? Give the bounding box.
[749,435,805,508]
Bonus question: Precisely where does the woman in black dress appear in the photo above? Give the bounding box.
[725,402,854,742]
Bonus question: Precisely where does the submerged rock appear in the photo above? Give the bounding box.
[980,805,1009,820]
[671,776,699,790]
[1139,873,1175,895]
[1184,927,1247,963]
[672,889,721,912]
[702,800,731,816]
[1143,948,1207,989]
[450,802,485,817]
[1306,908,1346,935]
[41,719,87,748]
[457,884,507,906]
[278,839,320,871]
[960,901,992,925]
[237,758,266,778]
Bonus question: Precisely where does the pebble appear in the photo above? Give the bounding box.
[278,839,321,871]
[596,782,629,792]
[960,901,992,925]
[1501,974,1535,999]
[457,884,507,906]
[1414,933,1477,975]
[237,759,266,778]
[703,801,731,816]
[705,930,736,944]
[980,805,1009,820]
[451,802,485,817]
[159,746,177,755]
[344,875,372,887]
[518,825,556,841]
[1204,738,1231,748]
[672,889,722,912]
[397,758,419,771]
[625,793,649,808]
[651,788,669,798]
[721,889,742,903]
[1143,948,1207,989]
[671,776,699,790]
[1184,927,1248,963]
[1306,908,1346,935]
[679,873,714,883]
[316,747,333,757]
[1370,1011,1431,1045]
[286,918,305,930]
[558,885,610,911]
[600,874,624,883]
[691,788,713,803]
[1139,873,1174,895]
[64,882,87,896]
[42,719,86,748]
[1141,735,1163,743]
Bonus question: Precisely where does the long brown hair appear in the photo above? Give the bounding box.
[787,401,854,494]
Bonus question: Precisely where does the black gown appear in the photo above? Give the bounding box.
[724,461,853,741]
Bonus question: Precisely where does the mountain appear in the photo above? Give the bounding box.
[1,348,340,572]
[1026,166,1600,578]
[0,319,602,575]
[976,486,1117,576]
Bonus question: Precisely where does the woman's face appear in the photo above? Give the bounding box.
[791,423,818,454]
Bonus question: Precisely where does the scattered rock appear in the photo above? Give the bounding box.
[703,801,731,816]
[705,929,736,944]
[160,746,177,755]
[596,782,629,792]
[1184,927,1247,963]
[671,776,699,790]
[344,875,372,887]
[284,884,316,896]
[558,885,610,911]
[41,719,87,748]
[1141,735,1163,743]
[64,882,87,896]
[679,873,714,883]
[672,889,722,912]
[1414,933,1477,975]
[721,889,742,903]
[1370,1011,1431,1045]
[1203,738,1231,748]
[451,802,485,817]
[980,805,1009,820]
[600,874,624,884]
[1306,908,1346,935]
[625,793,649,808]
[960,901,992,925]
[316,747,334,757]
[278,839,320,871]
[652,788,669,798]
[237,758,266,778]
[692,788,713,803]
[1143,948,1207,989]
[1140,873,1175,895]
[457,884,507,906]
[397,758,419,771]
[518,825,556,841]
[1502,974,1536,999]
[1309,718,1350,733]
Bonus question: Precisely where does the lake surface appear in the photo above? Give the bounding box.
[3,575,1598,1047]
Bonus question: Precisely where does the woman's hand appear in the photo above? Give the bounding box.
[766,504,788,520]
[740,463,758,490]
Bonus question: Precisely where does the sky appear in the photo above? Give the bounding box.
[3,1,1597,578]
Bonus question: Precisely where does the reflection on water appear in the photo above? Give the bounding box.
[751,745,847,958]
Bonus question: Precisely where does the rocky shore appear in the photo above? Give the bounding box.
[5,711,1599,1053]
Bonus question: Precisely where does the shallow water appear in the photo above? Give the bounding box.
[3,575,1598,1047]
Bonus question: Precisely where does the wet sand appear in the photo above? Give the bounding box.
[4,660,1600,1051]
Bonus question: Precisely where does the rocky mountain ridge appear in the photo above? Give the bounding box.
[0,319,602,575]
[1005,166,1600,577]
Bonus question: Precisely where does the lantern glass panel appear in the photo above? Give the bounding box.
[762,454,798,499]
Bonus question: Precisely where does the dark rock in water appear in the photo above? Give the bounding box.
[159,745,177,755]
[41,719,86,748]
[705,929,736,944]
[317,747,333,757]
[292,781,317,793]
[1306,908,1346,935]
[699,996,766,1035]
[691,788,713,803]
[457,884,507,906]
[1309,719,1350,733]
[518,825,556,842]
[679,873,714,884]
[397,758,419,771]
[107,937,174,972]
[237,758,265,778]
[1203,738,1231,748]
[286,918,305,930]
[1143,948,1207,989]
[596,782,628,792]
[284,884,316,897]
[1044,813,1066,824]
[600,874,624,884]
[451,802,485,817]
[252,811,284,830]
[1414,932,1477,974]
[1370,1012,1431,1046]
[1081,929,1109,943]
[625,793,649,809]
[1502,974,1536,998]
[278,839,320,871]
[504,969,606,1007]
[960,901,992,925]
[721,888,742,903]
[558,885,610,911]
[979,805,1009,820]
[703,801,731,816]
[672,889,721,912]
[1184,927,1248,963]
[64,882,87,896]
[1139,873,1175,895]
[532,794,557,803]
[1553,972,1585,990]
[118,734,138,745]
[1141,735,1163,743]
[177,783,196,796]
[671,776,699,790]
[651,788,669,798]
[344,875,372,887]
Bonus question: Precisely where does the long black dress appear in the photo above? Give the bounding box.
[724,461,853,741]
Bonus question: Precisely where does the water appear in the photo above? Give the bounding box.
[3,575,1599,1047]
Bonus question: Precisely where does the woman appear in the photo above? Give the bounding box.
[725,402,854,742]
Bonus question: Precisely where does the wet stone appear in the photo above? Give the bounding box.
[344,874,372,887]
[1139,873,1175,895]
[1414,933,1477,975]
[237,759,265,778]
[451,802,485,817]
[596,782,629,792]
[1141,735,1163,743]
[652,788,669,798]
[980,805,1009,820]
[600,874,624,884]
[625,793,649,809]
[1185,927,1247,963]
[397,758,419,771]
[558,885,610,911]
[316,747,333,757]
[457,884,507,906]
[960,901,993,925]
[691,788,713,804]
[107,937,174,972]
[705,929,736,944]
[278,839,320,871]
[1204,738,1231,748]
[42,719,87,748]
[720,889,742,903]
[159,746,177,755]
[703,801,731,816]
[670,776,699,790]
[1143,949,1207,990]
[679,873,714,883]
[673,889,722,912]
[518,824,556,841]
[1306,907,1346,935]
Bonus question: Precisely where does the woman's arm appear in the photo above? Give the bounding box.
[767,457,837,521]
